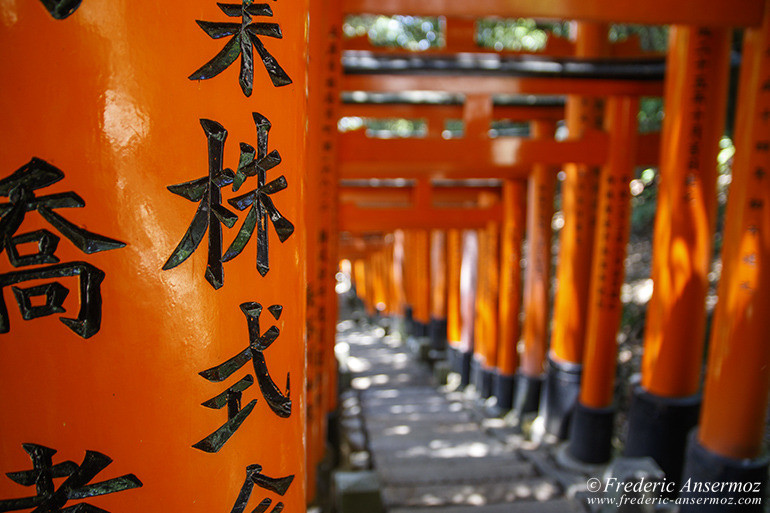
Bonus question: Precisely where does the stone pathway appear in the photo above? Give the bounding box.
[335,318,587,512]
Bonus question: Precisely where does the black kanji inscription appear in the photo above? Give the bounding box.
[39,0,81,19]
[230,464,293,513]
[0,158,125,338]
[193,302,290,453]
[189,0,292,96]
[0,443,141,512]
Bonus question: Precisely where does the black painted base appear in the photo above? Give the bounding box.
[478,365,494,399]
[428,317,448,350]
[680,431,769,512]
[512,373,543,418]
[458,350,473,387]
[567,402,614,464]
[540,355,582,440]
[446,345,458,371]
[625,386,700,483]
[493,371,516,411]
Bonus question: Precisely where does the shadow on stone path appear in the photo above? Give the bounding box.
[336,318,587,513]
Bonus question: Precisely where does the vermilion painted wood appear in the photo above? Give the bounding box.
[520,121,557,377]
[640,27,731,399]
[341,0,764,27]
[699,3,770,460]
[579,97,639,408]
[0,0,308,510]
[550,22,608,366]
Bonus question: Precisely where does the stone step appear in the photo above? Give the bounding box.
[375,458,535,486]
[381,477,562,508]
[388,498,585,513]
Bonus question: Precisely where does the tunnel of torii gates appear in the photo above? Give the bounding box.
[0,0,769,511]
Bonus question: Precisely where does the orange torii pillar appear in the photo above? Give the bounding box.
[0,1,308,510]
[514,120,557,417]
[353,258,368,309]
[494,180,527,410]
[625,26,730,480]
[567,97,639,463]
[307,0,342,497]
[541,22,607,439]
[680,9,770,509]
[472,222,500,398]
[429,230,449,351]
[405,230,431,337]
[457,230,480,386]
[446,229,464,374]
[392,229,407,318]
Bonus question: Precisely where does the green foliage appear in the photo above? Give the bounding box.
[609,25,669,52]
[343,15,442,50]
[475,18,561,52]
[638,97,664,134]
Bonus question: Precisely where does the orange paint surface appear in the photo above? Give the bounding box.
[0,1,307,510]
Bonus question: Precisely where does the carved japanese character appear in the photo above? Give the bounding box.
[189,0,292,96]
[0,443,141,512]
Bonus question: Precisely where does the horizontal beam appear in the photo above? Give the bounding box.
[342,0,765,27]
[339,131,660,179]
[340,204,502,231]
[342,73,664,97]
[340,185,502,206]
[339,102,564,121]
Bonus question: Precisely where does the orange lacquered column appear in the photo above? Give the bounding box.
[458,230,479,386]
[473,225,490,385]
[0,1,308,511]
[429,230,449,350]
[516,120,556,416]
[544,23,607,437]
[495,180,526,410]
[550,22,606,367]
[412,230,431,329]
[680,11,770,509]
[307,0,342,496]
[446,229,463,349]
[625,26,730,482]
[698,4,770,462]
[392,229,406,317]
[568,96,638,464]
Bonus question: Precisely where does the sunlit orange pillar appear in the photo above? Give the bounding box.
[429,230,449,350]
[515,120,556,418]
[446,228,463,370]
[681,9,770,510]
[567,96,638,464]
[543,22,607,439]
[353,258,368,309]
[457,230,479,386]
[625,26,731,481]
[494,180,527,410]
[392,229,406,319]
[307,0,342,499]
[411,229,431,337]
[472,222,500,398]
[0,1,308,510]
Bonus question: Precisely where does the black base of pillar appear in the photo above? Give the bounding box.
[458,350,473,387]
[625,386,700,483]
[540,355,582,440]
[567,402,615,464]
[680,430,768,512]
[428,317,448,351]
[447,345,458,371]
[512,373,543,417]
[478,365,494,399]
[409,320,429,338]
[493,371,516,411]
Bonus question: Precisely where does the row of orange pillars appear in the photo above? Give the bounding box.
[340,8,770,512]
